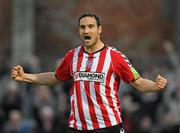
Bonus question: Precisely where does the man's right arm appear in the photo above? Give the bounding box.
[11,65,60,86]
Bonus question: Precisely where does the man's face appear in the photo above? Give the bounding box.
[79,16,102,47]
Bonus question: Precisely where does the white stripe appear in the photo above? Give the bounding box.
[72,47,82,129]
[74,85,82,130]
[69,118,75,127]
[109,73,122,122]
[89,52,105,128]
[79,53,93,130]
[100,48,117,125]
[109,47,121,121]
[69,94,75,127]
[72,46,81,73]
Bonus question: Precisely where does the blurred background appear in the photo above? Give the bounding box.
[0,0,180,133]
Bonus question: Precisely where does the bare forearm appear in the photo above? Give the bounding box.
[131,77,162,92]
[136,78,158,92]
[23,72,59,85]
[11,65,60,86]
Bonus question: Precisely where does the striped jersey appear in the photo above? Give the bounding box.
[55,45,140,130]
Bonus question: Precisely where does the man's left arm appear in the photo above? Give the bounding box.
[130,75,167,92]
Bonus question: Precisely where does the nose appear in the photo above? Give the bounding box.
[84,27,90,34]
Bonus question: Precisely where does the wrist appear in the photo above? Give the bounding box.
[23,73,29,82]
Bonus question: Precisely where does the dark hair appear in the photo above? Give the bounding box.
[78,12,101,27]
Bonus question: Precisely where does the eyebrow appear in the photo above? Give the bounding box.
[79,24,95,27]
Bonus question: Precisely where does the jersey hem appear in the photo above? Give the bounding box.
[69,122,122,131]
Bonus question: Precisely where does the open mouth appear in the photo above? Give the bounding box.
[84,36,91,40]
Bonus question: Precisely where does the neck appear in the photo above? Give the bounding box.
[84,40,105,54]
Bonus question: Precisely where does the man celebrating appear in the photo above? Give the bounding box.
[11,12,167,133]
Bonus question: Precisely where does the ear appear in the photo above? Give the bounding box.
[98,25,102,34]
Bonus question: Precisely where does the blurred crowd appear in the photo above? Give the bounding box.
[0,41,179,133]
[0,55,72,133]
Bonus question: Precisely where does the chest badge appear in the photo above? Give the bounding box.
[86,60,93,69]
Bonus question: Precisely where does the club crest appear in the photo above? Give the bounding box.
[86,60,93,69]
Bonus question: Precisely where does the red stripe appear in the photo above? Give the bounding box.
[105,64,120,123]
[75,47,87,129]
[69,100,77,128]
[84,54,99,129]
[72,100,77,128]
[113,77,121,120]
[94,48,111,127]
[70,50,75,76]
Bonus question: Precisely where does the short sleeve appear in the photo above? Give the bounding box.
[111,49,140,83]
[55,50,74,81]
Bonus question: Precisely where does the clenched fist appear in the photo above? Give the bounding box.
[11,65,25,81]
[155,75,167,90]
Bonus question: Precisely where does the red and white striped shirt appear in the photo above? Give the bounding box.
[55,45,140,130]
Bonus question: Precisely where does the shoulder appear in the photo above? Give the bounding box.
[109,46,131,66]
[109,46,125,58]
[65,46,81,57]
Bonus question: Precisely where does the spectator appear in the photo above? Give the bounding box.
[3,110,34,133]
[0,81,23,121]
[34,106,60,133]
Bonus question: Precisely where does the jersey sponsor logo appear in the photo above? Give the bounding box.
[74,72,105,83]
